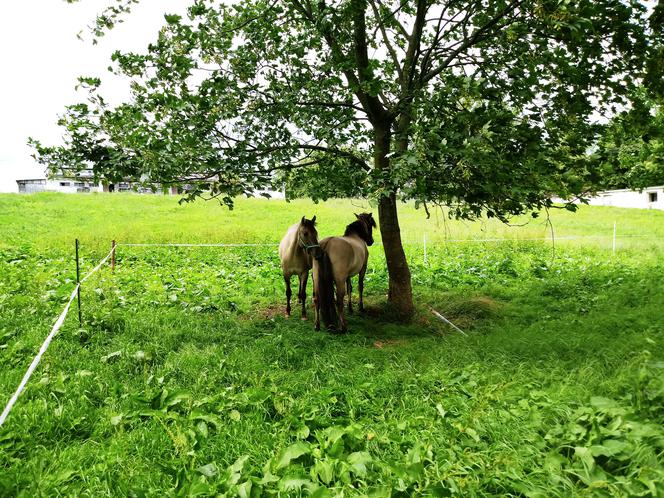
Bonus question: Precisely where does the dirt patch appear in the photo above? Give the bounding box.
[250,303,288,320]
[372,339,406,349]
[429,295,503,330]
[361,304,386,319]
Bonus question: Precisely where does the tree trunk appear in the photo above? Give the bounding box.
[374,123,414,319]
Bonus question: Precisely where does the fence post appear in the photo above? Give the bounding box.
[612,221,616,254]
[111,240,116,273]
[75,239,82,327]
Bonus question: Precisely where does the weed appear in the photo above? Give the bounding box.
[0,194,662,496]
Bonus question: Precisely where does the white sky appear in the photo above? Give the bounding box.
[0,1,188,192]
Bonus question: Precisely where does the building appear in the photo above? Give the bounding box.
[17,172,285,198]
[16,179,46,193]
[582,186,664,211]
[49,175,100,193]
[17,169,101,193]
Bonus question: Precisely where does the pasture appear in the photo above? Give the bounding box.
[0,193,663,496]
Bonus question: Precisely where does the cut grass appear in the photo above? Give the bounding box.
[0,193,662,496]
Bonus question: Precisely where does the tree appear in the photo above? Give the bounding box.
[594,93,664,190]
[33,0,663,318]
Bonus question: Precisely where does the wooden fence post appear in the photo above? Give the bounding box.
[111,240,116,273]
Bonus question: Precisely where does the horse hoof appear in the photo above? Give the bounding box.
[301,315,308,321]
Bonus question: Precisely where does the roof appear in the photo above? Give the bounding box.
[16,178,46,183]
[597,186,664,194]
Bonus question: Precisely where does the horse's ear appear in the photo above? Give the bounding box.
[312,215,316,224]
[301,216,305,224]
[354,212,360,219]
[369,212,376,227]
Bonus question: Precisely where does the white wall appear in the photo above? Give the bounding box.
[45,179,101,194]
[585,187,664,211]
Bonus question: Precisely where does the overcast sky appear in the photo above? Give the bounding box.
[0,1,187,192]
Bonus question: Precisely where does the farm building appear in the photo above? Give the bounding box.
[16,179,47,193]
[17,174,284,198]
[17,175,100,193]
[583,186,664,210]
[17,170,167,194]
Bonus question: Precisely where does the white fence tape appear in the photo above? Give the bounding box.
[118,234,653,249]
[0,245,116,428]
[430,307,467,336]
[0,284,80,427]
[122,243,277,247]
[400,234,652,244]
[81,246,116,283]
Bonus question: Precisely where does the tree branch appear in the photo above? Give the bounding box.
[290,0,388,125]
[351,0,389,123]
[368,0,404,81]
[421,0,521,84]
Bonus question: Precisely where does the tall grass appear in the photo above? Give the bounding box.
[1,192,663,251]
[0,193,662,496]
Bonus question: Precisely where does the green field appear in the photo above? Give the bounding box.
[1,193,663,496]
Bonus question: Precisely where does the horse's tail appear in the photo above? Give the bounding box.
[317,250,338,330]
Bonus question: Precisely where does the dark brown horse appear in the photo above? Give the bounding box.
[313,213,376,332]
[279,216,320,318]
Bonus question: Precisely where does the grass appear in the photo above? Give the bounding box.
[0,193,663,496]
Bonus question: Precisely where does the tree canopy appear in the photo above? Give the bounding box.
[594,93,664,190]
[32,0,664,317]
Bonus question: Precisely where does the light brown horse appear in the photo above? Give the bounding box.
[279,216,320,318]
[313,213,376,333]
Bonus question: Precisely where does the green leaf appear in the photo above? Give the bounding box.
[196,463,218,477]
[347,451,372,477]
[101,350,122,363]
[190,412,222,430]
[229,455,250,474]
[237,480,253,498]
[276,442,311,470]
[589,396,621,412]
[309,486,333,498]
[278,476,310,491]
[295,424,310,439]
[573,446,596,472]
[313,460,334,484]
[163,391,191,409]
[590,439,629,457]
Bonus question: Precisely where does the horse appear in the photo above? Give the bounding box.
[313,212,376,333]
[279,216,320,319]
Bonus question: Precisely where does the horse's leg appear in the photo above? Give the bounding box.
[298,271,309,320]
[346,277,353,313]
[335,277,347,333]
[284,274,292,317]
[312,263,320,331]
[314,295,320,330]
[358,264,367,312]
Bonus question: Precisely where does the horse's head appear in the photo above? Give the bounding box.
[298,215,321,257]
[354,212,377,246]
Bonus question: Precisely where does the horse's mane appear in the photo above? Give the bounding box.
[344,219,368,239]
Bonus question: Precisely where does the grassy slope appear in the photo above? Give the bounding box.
[2,191,664,249]
[0,193,662,497]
